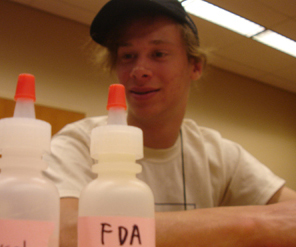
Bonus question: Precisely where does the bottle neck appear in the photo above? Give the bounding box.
[92,154,142,175]
[13,98,35,118]
[96,170,137,180]
[0,165,44,176]
[0,148,47,171]
[107,107,127,125]
[2,147,43,157]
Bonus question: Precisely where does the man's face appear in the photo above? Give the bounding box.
[115,16,200,123]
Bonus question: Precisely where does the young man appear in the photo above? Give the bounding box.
[44,0,296,246]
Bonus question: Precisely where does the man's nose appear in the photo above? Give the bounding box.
[130,66,153,80]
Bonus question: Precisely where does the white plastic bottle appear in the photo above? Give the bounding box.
[0,74,60,247]
[78,84,155,247]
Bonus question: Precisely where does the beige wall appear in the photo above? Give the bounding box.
[1,0,296,190]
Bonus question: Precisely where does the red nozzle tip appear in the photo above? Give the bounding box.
[14,73,36,102]
[107,84,127,110]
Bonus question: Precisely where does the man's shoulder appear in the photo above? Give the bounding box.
[54,116,107,137]
[182,118,222,139]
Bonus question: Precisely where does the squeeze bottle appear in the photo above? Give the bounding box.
[0,74,60,247]
[78,84,155,247]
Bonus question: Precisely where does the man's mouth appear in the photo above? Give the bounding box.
[131,89,159,95]
[129,88,160,100]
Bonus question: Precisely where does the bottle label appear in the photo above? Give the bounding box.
[0,219,55,247]
[78,216,155,247]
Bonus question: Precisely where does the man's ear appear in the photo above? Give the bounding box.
[190,60,203,81]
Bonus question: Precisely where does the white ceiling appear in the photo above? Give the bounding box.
[10,0,296,94]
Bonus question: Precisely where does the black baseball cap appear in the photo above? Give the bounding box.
[90,0,199,46]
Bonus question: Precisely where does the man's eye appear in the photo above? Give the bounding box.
[153,51,167,58]
[120,53,135,61]
[124,54,133,59]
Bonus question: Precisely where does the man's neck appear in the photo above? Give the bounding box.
[127,113,183,149]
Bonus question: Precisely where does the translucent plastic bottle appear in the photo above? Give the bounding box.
[78,84,155,247]
[0,74,60,247]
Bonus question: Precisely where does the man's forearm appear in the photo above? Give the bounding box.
[155,201,296,247]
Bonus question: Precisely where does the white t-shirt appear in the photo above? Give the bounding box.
[43,117,285,212]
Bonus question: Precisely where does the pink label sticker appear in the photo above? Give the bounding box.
[0,219,55,247]
[78,216,155,247]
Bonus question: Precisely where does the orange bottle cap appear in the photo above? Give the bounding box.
[14,73,36,101]
[107,84,127,110]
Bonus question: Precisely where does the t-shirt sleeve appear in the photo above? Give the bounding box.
[219,139,285,206]
[43,119,98,198]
